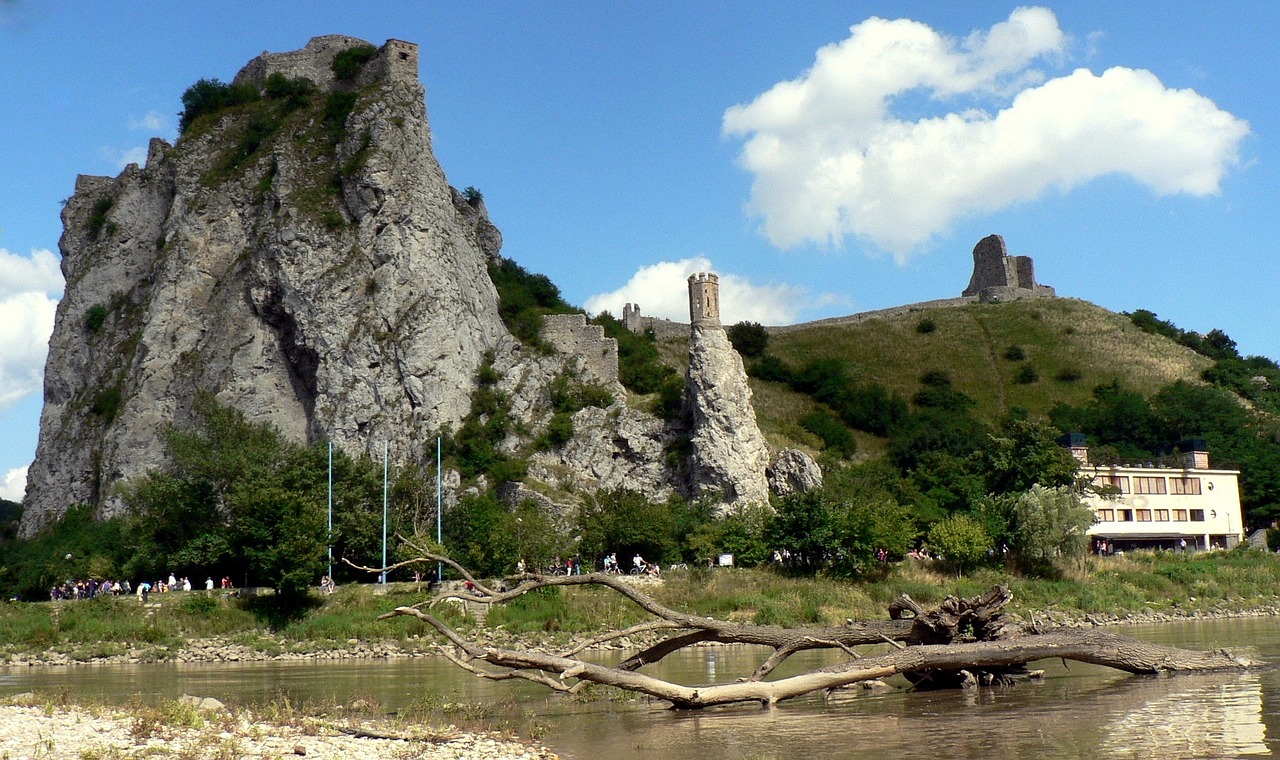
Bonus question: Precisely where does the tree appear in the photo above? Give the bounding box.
[979,418,1081,495]
[927,514,991,575]
[1008,485,1095,569]
[726,321,769,358]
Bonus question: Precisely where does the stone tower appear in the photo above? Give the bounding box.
[688,272,720,326]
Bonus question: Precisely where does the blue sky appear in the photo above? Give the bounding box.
[1,2,1276,500]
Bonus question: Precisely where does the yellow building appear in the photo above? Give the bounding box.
[1062,435,1246,551]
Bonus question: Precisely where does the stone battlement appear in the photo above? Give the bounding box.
[233,36,419,91]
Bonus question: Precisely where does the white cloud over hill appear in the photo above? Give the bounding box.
[723,7,1250,257]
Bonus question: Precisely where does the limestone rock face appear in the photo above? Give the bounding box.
[683,324,771,510]
[22,37,507,534]
[767,449,823,496]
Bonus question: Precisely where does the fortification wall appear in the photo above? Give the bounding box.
[541,314,619,385]
[233,36,418,91]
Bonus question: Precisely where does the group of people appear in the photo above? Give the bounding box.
[49,578,131,600]
[597,552,661,576]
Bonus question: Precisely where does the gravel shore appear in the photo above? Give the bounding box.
[0,698,559,759]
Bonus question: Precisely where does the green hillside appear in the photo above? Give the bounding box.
[750,298,1212,454]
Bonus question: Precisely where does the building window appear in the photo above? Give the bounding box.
[1155,509,1170,521]
[1189,509,1205,522]
[1134,477,1167,495]
[1097,508,1114,522]
[1174,509,1188,521]
[1170,477,1202,495]
[1117,509,1133,522]
[1098,475,1130,493]
[1135,509,1152,522]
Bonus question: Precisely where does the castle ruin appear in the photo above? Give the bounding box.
[962,234,1055,303]
[233,35,420,91]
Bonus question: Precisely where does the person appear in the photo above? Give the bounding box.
[646,561,661,578]
[205,577,214,592]
[633,553,645,574]
[137,581,151,603]
[516,558,526,574]
[182,577,192,592]
[168,573,177,589]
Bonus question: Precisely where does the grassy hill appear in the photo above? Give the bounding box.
[666,298,1215,458]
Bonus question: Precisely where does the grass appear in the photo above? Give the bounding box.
[765,299,1211,429]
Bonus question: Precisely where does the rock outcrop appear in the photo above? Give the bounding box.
[767,449,823,496]
[23,37,508,533]
[682,275,771,511]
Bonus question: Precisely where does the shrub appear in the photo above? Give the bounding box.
[542,412,574,448]
[179,78,261,133]
[1015,364,1039,384]
[726,322,769,358]
[462,186,483,205]
[748,354,793,384]
[262,73,315,111]
[1055,367,1083,383]
[1003,345,1026,361]
[915,317,937,334]
[87,197,114,238]
[323,91,359,137]
[90,388,123,422]
[331,45,378,80]
[800,410,857,458]
[84,304,109,333]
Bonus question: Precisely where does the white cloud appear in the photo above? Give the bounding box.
[723,7,1249,257]
[584,257,833,326]
[129,110,170,132]
[0,249,63,410]
[0,248,62,299]
[110,145,148,169]
[0,466,27,503]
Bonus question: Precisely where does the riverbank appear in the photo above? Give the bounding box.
[0,692,559,759]
[3,548,1279,667]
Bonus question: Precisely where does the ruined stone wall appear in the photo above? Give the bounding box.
[541,314,620,385]
[233,36,418,91]
[962,234,1055,303]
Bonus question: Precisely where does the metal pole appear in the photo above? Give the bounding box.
[382,441,388,584]
[327,440,333,581]
[436,435,442,582]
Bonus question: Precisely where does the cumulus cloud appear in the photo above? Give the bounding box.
[106,145,148,170]
[0,466,26,503]
[723,7,1250,257]
[584,257,837,326]
[0,249,63,410]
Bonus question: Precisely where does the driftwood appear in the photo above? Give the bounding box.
[354,547,1257,710]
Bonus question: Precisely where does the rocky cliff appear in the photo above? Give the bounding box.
[22,36,508,534]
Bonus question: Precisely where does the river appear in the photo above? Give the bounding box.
[2,617,1278,758]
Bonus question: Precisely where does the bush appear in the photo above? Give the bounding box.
[462,186,483,205]
[915,317,937,334]
[749,354,793,384]
[179,78,261,133]
[1003,345,1026,361]
[91,388,123,422]
[84,304,109,333]
[542,412,574,448]
[1055,367,1083,383]
[87,197,114,238]
[726,322,769,358]
[800,410,857,458]
[331,45,378,80]
[1015,364,1039,384]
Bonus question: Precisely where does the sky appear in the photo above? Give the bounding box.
[1,2,1276,501]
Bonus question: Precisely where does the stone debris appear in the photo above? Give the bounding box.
[0,702,559,760]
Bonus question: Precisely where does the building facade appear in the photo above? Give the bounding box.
[1064,435,1245,551]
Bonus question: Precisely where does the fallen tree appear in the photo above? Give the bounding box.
[355,546,1258,709]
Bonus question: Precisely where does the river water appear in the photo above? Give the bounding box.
[2,618,1278,759]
